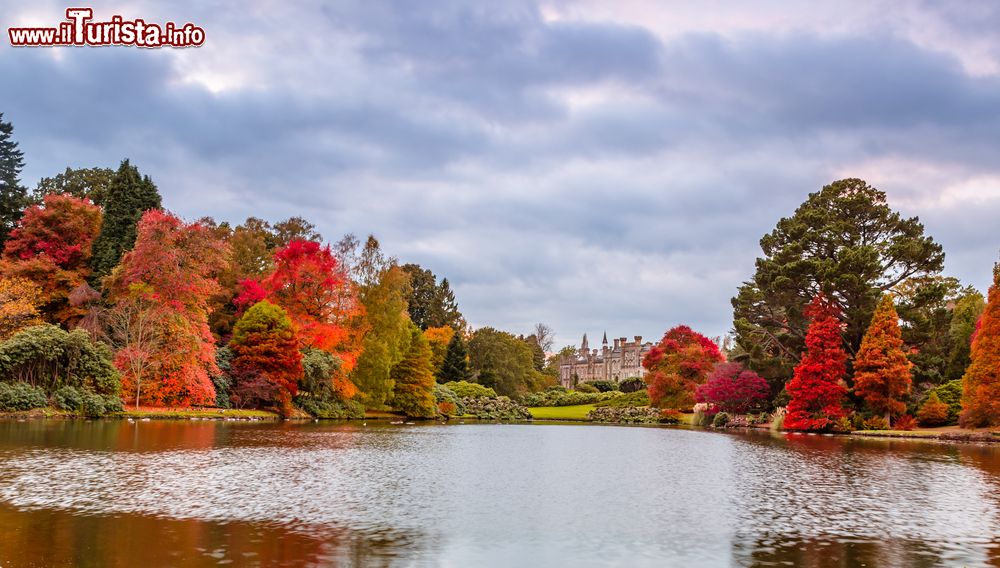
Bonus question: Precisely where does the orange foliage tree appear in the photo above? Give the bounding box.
[0,276,42,340]
[853,294,912,425]
[424,325,454,373]
[107,210,228,406]
[1,194,101,324]
[642,325,724,410]
[960,267,1000,427]
[783,294,849,431]
[229,300,303,416]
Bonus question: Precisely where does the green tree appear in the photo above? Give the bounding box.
[33,167,114,206]
[90,159,162,281]
[390,323,437,418]
[351,261,412,409]
[0,113,26,247]
[272,216,321,247]
[468,327,538,397]
[894,276,973,385]
[400,263,465,330]
[732,178,945,390]
[946,290,985,381]
[438,331,471,383]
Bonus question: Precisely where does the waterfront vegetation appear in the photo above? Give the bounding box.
[0,116,997,437]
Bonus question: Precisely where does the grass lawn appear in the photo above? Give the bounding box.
[529,404,596,421]
[120,407,279,419]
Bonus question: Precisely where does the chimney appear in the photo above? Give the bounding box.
[613,338,620,349]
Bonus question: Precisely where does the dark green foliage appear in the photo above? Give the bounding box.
[443,380,496,399]
[300,348,342,400]
[732,179,945,390]
[946,291,985,381]
[587,380,620,392]
[389,323,437,418]
[400,264,465,330]
[619,377,645,393]
[294,396,365,419]
[521,389,622,407]
[212,347,233,409]
[0,324,121,398]
[0,113,26,247]
[33,167,114,207]
[468,327,540,397]
[587,406,662,424]
[78,391,123,418]
[89,159,162,281]
[438,332,471,383]
[53,386,84,411]
[0,382,47,412]
[712,412,730,427]
[575,382,599,393]
[895,277,974,385]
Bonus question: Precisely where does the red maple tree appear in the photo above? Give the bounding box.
[695,362,770,414]
[783,293,849,431]
[230,300,303,416]
[960,267,1000,427]
[643,325,724,410]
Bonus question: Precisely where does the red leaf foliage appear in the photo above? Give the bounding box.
[695,362,770,414]
[642,325,724,410]
[783,294,849,431]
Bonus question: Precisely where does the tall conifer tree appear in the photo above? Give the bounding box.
[853,294,913,425]
[438,332,471,383]
[90,159,161,281]
[0,113,26,247]
[784,294,849,431]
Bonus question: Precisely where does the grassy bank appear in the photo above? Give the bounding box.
[120,407,279,420]
[529,404,596,421]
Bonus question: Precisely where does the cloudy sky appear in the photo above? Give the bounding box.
[4,1,1000,348]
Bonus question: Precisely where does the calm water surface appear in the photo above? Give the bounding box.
[0,420,997,567]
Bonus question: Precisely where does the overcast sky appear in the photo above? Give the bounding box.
[4,1,1000,348]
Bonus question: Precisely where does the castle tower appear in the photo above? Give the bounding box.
[581,333,589,353]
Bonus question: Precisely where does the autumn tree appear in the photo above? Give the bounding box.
[33,167,114,207]
[642,325,724,410]
[438,331,471,383]
[390,323,438,418]
[0,276,42,340]
[424,325,454,373]
[783,294,849,431]
[1,194,102,324]
[733,179,944,390]
[0,113,26,248]
[230,300,303,416]
[853,295,913,425]
[90,159,161,281]
[960,267,1000,428]
[104,286,168,409]
[916,391,950,427]
[351,262,412,408]
[106,210,228,406]
[695,362,770,414]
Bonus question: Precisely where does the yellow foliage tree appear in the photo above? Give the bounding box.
[424,325,454,374]
[0,276,43,340]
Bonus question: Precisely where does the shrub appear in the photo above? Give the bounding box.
[295,396,365,419]
[659,408,681,424]
[588,380,619,393]
[53,386,84,411]
[587,406,662,424]
[522,390,622,407]
[893,414,917,431]
[929,380,963,423]
[619,377,645,393]
[712,412,730,427]
[461,396,532,421]
[446,381,497,399]
[575,383,599,393]
[0,382,48,412]
[916,391,950,427]
[862,416,889,431]
[593,390,649,408]
[433,384,465,416]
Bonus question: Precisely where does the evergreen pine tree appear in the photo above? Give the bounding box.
[0,113,26,247]
[90,159,161,281]
[438,331,471,383]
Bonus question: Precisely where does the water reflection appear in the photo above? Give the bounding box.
[0,420,997,567]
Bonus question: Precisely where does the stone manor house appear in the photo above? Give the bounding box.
[559,332,654,388]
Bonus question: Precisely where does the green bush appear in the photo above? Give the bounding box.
[575,383,599,393]
[461,396,532,421]
[77,392,123,418]
[0,382,48,412]
[587,406,662,424]
[929,380,963,423]
[445,381,497,399]
[0,325,121,399]
[295,397,365,419]
[712,412,730,427]
[619,377,645,393]
[587,380,619,393]
[593,390,649,408]
[53,386,84,411]
[433,384,466,416]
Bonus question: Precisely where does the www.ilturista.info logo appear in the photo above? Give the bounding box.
[8,8,205,47]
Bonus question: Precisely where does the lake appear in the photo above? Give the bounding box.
[0,420,997,567]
